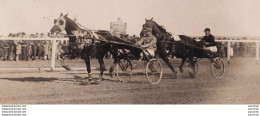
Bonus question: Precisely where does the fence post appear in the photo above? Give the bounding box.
[227,41,231,64]
[51,39,57,71]
[256,42,259,63]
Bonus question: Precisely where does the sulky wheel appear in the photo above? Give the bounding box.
[211,57,225,78]
[184,58,199,78]
[146,59,163,84]
[116,58,133,82]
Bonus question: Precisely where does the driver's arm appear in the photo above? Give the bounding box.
[135,37,144,46]
[141,37,156,48]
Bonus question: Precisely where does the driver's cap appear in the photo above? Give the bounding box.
[204,28,210,32]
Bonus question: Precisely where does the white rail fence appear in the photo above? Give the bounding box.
[216,40,260,63]
[0,38,68,71]
[0,38,259,71]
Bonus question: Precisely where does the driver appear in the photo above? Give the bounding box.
[201,28,217,52]
[135,31,157,57]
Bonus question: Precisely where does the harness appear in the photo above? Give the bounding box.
[56,23,109,48]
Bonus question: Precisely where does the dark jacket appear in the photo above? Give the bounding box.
[33,40,39,45]
[0,40,10,48]
[9,40,15,46]
[201,34,216,47]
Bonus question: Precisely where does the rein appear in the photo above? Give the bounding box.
[160,40,206,51]
[56,33,109,47]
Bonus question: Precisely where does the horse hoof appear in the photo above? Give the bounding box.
[98,76,103,81]
[88,74,93,79]
[109,72,114,78]
[172,71,178,78]
[179,67,184,73]
[63,65,71,71]
[189,73,196,78]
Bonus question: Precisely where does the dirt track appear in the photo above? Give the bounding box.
[0,58,259,104]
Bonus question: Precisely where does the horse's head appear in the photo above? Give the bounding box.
[140,18,154,37]
[140,18,166,39]
[50,13,68,34]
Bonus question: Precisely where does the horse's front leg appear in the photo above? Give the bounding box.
[179,57,187,73]
[160,53,177,78]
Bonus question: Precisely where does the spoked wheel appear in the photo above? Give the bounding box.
[211,57,225,78]
[116,58,133,82]
[184,58,199,77]
[146,59,163,84]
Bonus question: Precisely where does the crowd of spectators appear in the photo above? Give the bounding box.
[0,32,52,61]
[216,38,258,58]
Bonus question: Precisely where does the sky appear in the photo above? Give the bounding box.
[0,0,260,37]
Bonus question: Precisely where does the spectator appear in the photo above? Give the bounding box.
[27,34,35,60]
[233,41,240,57]
[20,32,29,60]
[31,33,39,60]
[40,33,49,60]
[230,39,234,57]
[239,41,244,57]
[43,40,50,60]
[7,33,15,61]
[0,39,10,61]
[131,35,137,44]
[220,38,226,58]
[37,33,44,59]
[14,33,22,61]
[21,34,33,61]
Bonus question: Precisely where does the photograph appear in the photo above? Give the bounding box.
[0,0,259,107]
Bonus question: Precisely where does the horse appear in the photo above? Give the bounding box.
[50,13,142,82]
[140,18,204,77]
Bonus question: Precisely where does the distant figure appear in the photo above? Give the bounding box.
[37,33,45,59]
[43,40,50,60]
[230,39,234,57]
[14,33,22,61]
[0,39,10,61]
[131,35,137,44]
[21,32,30,61]
[7,33,15,60]
[201,28,217,52]
[219,38,226,58]
[31,33,39,60]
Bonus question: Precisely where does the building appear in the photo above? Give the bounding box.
[110,17,127,37]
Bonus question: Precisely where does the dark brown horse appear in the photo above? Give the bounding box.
[141,18,203,77]
[50,13,142,81]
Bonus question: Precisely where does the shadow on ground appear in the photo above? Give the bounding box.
[0,77,59,82]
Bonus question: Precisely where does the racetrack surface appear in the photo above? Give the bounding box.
[0,58,259,104]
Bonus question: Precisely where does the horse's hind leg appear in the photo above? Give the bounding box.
[84,56,92,79]
[97,56,105,81]
[188,56,196,78]
[78,56,91,85]
[179,57,187,73]
[109,48,119,77]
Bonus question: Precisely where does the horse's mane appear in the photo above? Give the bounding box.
[65,17,80,30]
[153,21,167,33]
